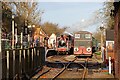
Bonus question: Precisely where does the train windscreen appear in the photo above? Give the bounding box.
[75,34,91,40]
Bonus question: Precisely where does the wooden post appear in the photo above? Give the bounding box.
[19,50,22,75]
[37,49,39,66]
[32,48,33,62]
[23,50,25,59]
[13,50,15,78]
[21,32,23,49]
[28,34,30,48]
[23,49,25,72]
[32,48,34,69]
[7,51,9,79]
[109,57,112,74]
[34,48,36,68]
[28,48,29,61]
[27,48,29,72]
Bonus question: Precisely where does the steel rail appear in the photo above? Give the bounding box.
[36,68,51,80]
[81,58,89,80]
[37,62,65,80]
[51,57,77,80]
[37,57,92,80]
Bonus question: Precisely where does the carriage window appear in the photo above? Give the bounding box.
[85,34,91,38]
[75,34,80,38]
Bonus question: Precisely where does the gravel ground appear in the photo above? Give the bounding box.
[39,68,62,79]
[33,54,114,80]
[57,68,84,78]
[36,67,114,79]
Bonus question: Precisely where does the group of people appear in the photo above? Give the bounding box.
[29,36,45,47]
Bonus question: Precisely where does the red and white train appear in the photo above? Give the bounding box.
[56,34,74,54]
[74,31,93,56]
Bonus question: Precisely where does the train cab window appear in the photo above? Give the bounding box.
[58,40,66,47]
[75,34,80,38]
[85,34,91,39]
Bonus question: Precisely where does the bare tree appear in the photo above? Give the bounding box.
[2,2,12,33]
[99,2,114,29]
[93,28,106,43]
[41,22,66,36]
[11,2,43,25]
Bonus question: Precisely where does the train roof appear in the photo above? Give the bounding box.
[56,31,74,37]
[63,31,74,36]
[74,31,92,34]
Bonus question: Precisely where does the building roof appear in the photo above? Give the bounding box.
[74,31,92,34]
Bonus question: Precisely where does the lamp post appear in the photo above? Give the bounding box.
[100,22,105,58]
[15,23,18,48]
[12,14,15,49]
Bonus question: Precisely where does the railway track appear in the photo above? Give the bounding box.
[55,63,87,79]
[37,58,90,80]
[33,53,114,80]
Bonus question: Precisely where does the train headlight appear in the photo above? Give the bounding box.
[74,47,79,52]
[86,47,91,52]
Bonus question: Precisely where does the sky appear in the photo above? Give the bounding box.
[38,2,104,33]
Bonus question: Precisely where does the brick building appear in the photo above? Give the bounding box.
[114,1,120,79]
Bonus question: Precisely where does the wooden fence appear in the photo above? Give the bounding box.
[2,47,45,79]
